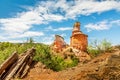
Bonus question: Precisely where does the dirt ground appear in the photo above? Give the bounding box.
[22,50,120,80]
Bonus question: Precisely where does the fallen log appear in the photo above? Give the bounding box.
[15,56,33,78]
[15,61,27,78]
[20,65,30,78]
[0,52,18,75]
[20,56,33,78]
[5,48,35,80]
[1,60,18,80]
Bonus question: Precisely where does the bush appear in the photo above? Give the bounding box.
[87,39,112,57]
[33,45,79,71]
[49,55,79,71]
[100,39,112,52]
[87,46,100,57]
[0,42,79,71]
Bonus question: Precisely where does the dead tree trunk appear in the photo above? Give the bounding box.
[0,52,18,75]
[5,48,35,80]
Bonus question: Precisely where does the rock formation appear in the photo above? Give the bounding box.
[70,22,88,51]
[52,35,66,52]
[52,22,88,53]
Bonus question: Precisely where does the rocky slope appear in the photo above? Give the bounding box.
[23,49,120,80]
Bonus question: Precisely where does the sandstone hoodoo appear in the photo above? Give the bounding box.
[70,22,88,51]
[52,22,88,52]
[52,35,66,52]
[51,22,89,62]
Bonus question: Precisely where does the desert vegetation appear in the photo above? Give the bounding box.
[87,39,112,58]
[0,38,116,72]
[0,38,79,71]
[1,38,120,80]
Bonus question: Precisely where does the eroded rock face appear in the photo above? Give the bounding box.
[52,35,66,52]
[62,47,91,62]
[70,22,88,51]
[23,48,120,80]
[73,52,120,80]
[78,51,91,62]
[51,22,88,53]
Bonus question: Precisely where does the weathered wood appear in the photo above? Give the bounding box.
[5,48,35,80]
[15,56,32,77]
[0,52,18,75]
[20,65,30,78]
[20,56,33,78]
[15,61,27,78]
[1,60,18,80]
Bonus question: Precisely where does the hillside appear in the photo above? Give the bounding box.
[0,42,79,79]
[23,47,120,80]
[0,42,120,80]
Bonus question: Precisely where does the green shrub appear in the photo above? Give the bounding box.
[34,46,79,71]
[87,46,100,57]
[0,42,35,64]
[0,42,79,71]
[87,39,112,57]
[100,39,112,52]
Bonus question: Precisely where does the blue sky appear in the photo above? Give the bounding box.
[0,0,120,45]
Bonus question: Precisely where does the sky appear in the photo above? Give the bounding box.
[0,0,120,45]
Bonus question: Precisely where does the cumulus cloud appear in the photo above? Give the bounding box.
[46,26,72,31]
[41,35,54,44]
[111,20,120,26]
[0,0,120,32]
[11,31,44,38]
[85,20,120,32]
[0,31,44,42]
[65,0,120,18]
[0,0,120,43]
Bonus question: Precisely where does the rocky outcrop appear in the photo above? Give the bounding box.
[23,50,120,80]
[78,51,91,62]
[62,47,91,62]
[51,35,66,52]
[73,51,120,80]
[70,22,88,51]
[51,22,88,52]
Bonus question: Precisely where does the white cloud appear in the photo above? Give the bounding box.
[111,20,120,26]
[85,20,109,31]
[41,35,54,45]
[85,19,120,32]
[0,0,120,43]
[0,0,120,33]
[65,0,120,18]
[46,26,72,31]
[0,31,44,42]
[54,27,72,31]
[13,31,44,38]
[0,36,6,40]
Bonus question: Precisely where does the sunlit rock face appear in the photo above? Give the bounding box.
[70,22,88,51]
[53,35,66,52]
